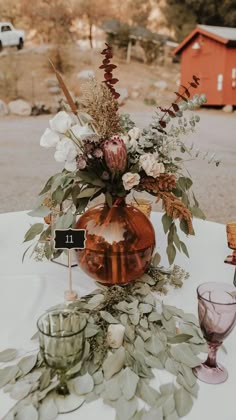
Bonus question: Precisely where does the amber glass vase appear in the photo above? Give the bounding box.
[75,198,156,285]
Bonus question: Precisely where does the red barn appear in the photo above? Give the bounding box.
[173,25,236,106]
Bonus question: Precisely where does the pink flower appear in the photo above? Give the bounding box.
[77,156,87,170]
[103,137,127,175]
[93,148,103,158]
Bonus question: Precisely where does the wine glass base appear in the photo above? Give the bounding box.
[193,362,228,384]
[53,391,84,414]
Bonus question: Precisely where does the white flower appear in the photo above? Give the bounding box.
[70,123,93,138]
[65,160,77,172]
[128,127,141,141]
[40,128,59,148]
[122,172,140,190]
[139,153,165,178]
[54,137,77,168]
[49,111,73,134]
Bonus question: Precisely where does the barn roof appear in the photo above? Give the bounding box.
[173,25,236,55]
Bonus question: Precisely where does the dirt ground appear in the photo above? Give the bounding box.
[1,108,236,224]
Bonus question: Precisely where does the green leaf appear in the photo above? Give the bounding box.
[179,219,190,235]
[178,177,192,191]
[0,365,19,388]
[165,411,179,420]
[142,407,163,420]
[103,347,126,380]
[174,387,193,417]
[113,396,138,420]
[93,370,103,385]
[152,252,161,266]
[24,223,44,242]
[162,214,173,234]
[18,354,37,375]
[190,206,206,220]
[73,373,94,395]
[39,397,58,420]
[168,334,193,344]
[15,404,38,420]
[176,373,199,397]
[137,380,160,406]
[145,336,164,356]
[180,241,189,258]
[104,376,122,400]
[119,367,139,400]
[52,186,64,204]
[39,369,51,391]
[38,174,57,195]
[164,358,180,376]
[0,348,17,362]
[55,209,74,229]
[167,243,176,265]
[77,171,105,187]
[173,229,181,251]
[170,344,201,368]
[78,187,101,199]
[85,323,100,338]
[105,192,113,208]
[100,311,119,324]
[28,206,51,218]
[10,382,32,400]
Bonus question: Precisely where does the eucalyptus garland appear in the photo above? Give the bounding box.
[0,265,206,420]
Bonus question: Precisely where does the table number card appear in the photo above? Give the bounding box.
[53,229,86,301]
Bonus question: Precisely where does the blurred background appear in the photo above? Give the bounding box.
[0,0,236,223]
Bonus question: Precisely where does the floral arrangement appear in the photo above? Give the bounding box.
[24,43,214,264]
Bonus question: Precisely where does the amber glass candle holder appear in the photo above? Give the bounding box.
[130,198,152,218]
[225,222,236,265]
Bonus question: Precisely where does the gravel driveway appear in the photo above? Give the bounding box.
[1,110,236,224]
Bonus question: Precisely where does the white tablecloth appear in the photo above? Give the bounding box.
[0,210,235,419]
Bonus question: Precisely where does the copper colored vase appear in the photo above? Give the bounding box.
[75,198,156,285]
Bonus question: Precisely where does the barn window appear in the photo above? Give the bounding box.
[232,68,236,88]
[217,74,223,91]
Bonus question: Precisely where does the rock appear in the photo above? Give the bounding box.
[48,86,61,95]
[116,88,129,105]
[154,80,168,90]
[46,78,59,88]
[223,105,233,113]
[77,69,95,79]
[0,100,8,116]
[8,99,32,116]
[131,91,139,99]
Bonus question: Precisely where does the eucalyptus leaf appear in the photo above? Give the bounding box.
[148,312,161,322]
[129,313,140,326]
[162,394,175,417]
[137,380,160,406]
[73,373,94,395]
[162,214,173,234]
[104,376,122,400]
[10,382,32,400]
[103,347,126,380]
[24,223,44,242]
[152,253,161,267]
[28,206,51,218]
[176,373,199,398]
[93,370,103,385]
[119,367,139,400]
[170,344,201,368]
[18,354,38,375]
[162,317,177,334]
[15,404,38,420]
[168,334,193,344]
[142,407,163,420]
[160,383,176,395]
[39,369,51,391]
[0,365,19,388]
[165,410,179,420]
[113,396,138,420]
[0,348,17,362]
[145,336,164,356]
[100,311,119,324]
[144,355,163,369]
[86,294,104,309]
[55,210,74,229]
[39,397,58,420]
[78,187,101,199]
[174,387,193,417]
[139,304,153,314]
[85,323,100,338]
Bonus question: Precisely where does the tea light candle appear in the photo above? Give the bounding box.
[107,324,125,348]
[226,222,236,249]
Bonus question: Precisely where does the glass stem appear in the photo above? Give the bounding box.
[205,342,222,368]
[57,371,69,396]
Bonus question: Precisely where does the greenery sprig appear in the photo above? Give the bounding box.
[0,264,207,420]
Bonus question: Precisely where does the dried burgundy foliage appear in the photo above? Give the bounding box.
[99,43,120,100]
[156,75,201,133]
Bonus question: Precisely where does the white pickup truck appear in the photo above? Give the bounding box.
[0,22,25,51]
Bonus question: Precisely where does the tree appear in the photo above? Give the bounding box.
[72,0,114,48]
[160,0,236,41]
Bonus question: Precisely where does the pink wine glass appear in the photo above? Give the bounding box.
[193,282,236,384]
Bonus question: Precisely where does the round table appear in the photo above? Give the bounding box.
[0,210,235,419]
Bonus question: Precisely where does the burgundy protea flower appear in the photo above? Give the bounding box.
[103,137,127,175]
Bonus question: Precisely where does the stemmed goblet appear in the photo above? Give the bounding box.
[193,282,236,384]
[37,308,87,413]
